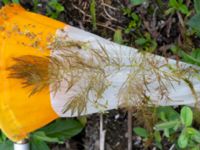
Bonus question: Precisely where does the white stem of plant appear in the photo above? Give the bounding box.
[100,113,106,150]
[169,144,175,150]
[14,139,30,150]
[128,109,133,150]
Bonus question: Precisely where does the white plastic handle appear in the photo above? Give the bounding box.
[14,140,29,150]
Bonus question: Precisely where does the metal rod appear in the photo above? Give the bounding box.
[14,139,30,150]
[100,113,106,150]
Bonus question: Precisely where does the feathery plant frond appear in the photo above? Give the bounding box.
[8,55,50,96]
[118,54,197,108]
[7,30,200,115]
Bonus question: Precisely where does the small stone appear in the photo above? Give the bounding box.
[115,114,120,120]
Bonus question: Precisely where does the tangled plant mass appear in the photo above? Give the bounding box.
[8,26,200,116]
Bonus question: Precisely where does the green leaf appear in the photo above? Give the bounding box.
[31,138,50,150]
[178,131,188,148]
[164,129,170,137]
[169,0,178,7]
[48,0,64,12]
[154,131,161,143]
[191,48,200,59]
[186,127,198,135]
[133,127,149,138]
[2,0,10,4]
[78,116,87,126]
[173,46,200,66]
[33,0,39,12]
[39,119,84,141]
[187,128,200,143]
[178,4,189,15]
[47,0,64,19]
[12,0,19,3]
[0,131,7,143]
[187,14,200,35]
[114,29,123,44]
[90,0,97,30]
[185,127,200,143]
[191,145,200,150]
[31,131,61,143]
[0,140,13,150]
[165,7,176,15]
[194,0,200,14]
[154,120,179,131]
[155,142,163,150]
[180,106,193,127]
[135,38,147,46]
[156,106,179,121]
[180,50,200,66]
[130,0,146,6]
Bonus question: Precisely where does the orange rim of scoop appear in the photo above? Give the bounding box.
[0,4,66,142]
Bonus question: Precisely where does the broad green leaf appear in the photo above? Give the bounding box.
[154,120,179,131]
[0,140,13,150]
[185,127,200,143]
[31,131,61,143]
[169,0,178,7]
[178,131,188,148]
[133,127,149,138]
[179,4,189,15]
[156,106,179,121]
[114,29,123,44]
[130,0,146,6]
[194,0,200,14]
[31,138,50,150]
[187,128,200,143]
[39,119,84,141]
[187,14,200,35]
[186,127,199,135]
[180,106,193,127]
